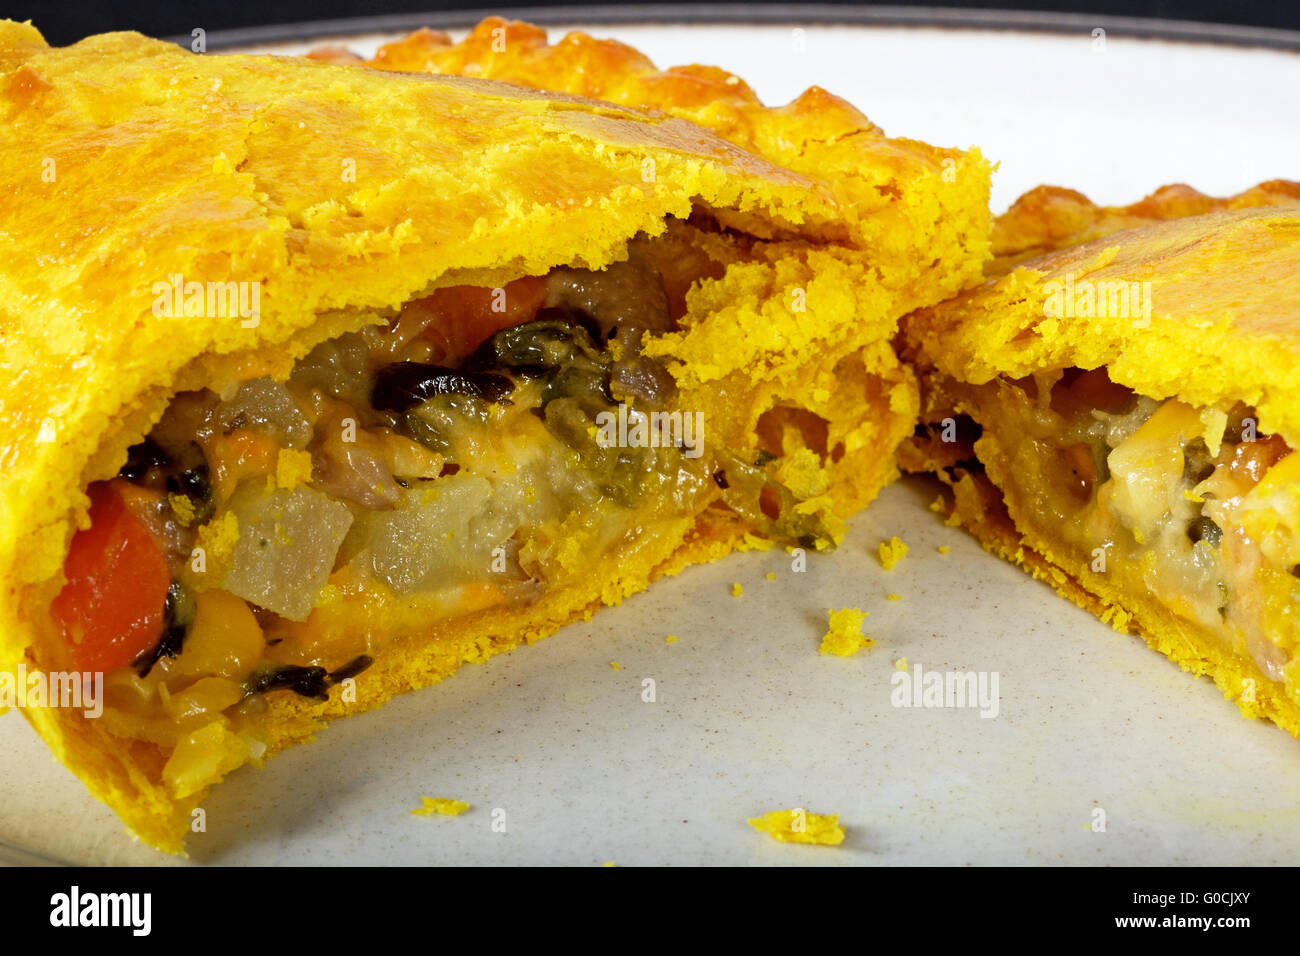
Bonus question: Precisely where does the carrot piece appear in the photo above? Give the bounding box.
[51,482,171,673]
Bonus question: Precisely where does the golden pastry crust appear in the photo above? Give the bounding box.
[0,20,957,853]
[1,19,843,576]
[908,199,1300,445]
[905,182,1300,740]
[989,180,1300,276]
[357,18,993,306]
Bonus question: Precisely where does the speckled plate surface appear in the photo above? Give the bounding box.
[3,17,1300,866]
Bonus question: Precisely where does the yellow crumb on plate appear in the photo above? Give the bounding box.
[748,808,845,846]
[819,607,873,657]
[894,657,909,672]
[937,545,951,555]
[886,593,902,601]
[731,582,743,597]
[878,536,909,570]
[411,796,470,817]
[601,861,616,867]
[765,572,777,581]
[665,635,677,644]
[610,661,620,671]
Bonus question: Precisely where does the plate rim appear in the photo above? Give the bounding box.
[173,4,1300,54]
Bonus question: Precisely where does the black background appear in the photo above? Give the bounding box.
[8,0,1298,46]
[1,864,1282,941]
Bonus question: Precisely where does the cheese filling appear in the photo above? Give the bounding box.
[52,222,837,789]
[966,368,1299,684]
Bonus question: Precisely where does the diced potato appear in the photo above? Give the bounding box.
[216,377,313,448]
[221,484,354,621]
[355,475,515,593]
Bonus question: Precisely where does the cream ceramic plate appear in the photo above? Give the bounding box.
[4,17,1300,866]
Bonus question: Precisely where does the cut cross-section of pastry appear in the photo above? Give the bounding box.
[0,21,988,853]
[903,183,1300,737]
[324,16,995,514]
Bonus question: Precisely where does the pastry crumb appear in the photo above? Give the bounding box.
[411,796,470,817]
[274,447,315,491]
[894,657,909,672]
[748,808,845,845]
[819,607,873,657]
[610,661,620,671]
[665,635,677,644]
[878,536,909,570]
[937,545,951,555]
[168,493,197,526]
[886,593,902,601]
[731,582,743,597]
[765,572,777,581]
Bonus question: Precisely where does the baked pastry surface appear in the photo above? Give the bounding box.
[989,180,1300,276]
[0,20,990,852]
[904,183,1300,738]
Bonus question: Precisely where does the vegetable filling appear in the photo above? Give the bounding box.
[51,223,839,790]
[958,368,1299,683]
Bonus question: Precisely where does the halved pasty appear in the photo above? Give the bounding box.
[0,21,990,852]
[904,183,1300,737]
